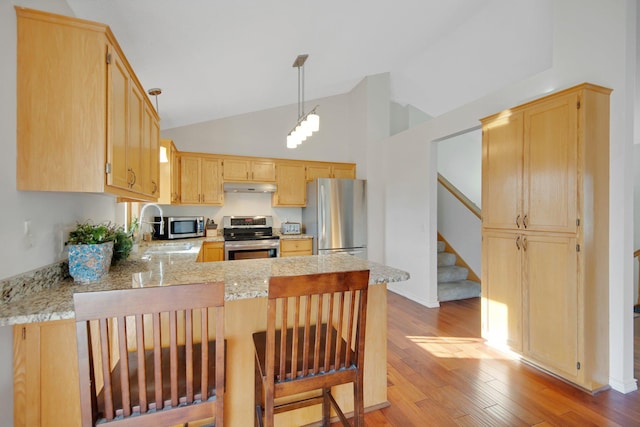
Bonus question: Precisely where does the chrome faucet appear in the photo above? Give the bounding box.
[137,203,164,242]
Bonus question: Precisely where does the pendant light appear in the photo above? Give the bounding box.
[287,54,319,149]
[148,88,168,163]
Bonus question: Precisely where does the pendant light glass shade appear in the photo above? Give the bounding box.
[287,134,298,149]
[306,113,319,132]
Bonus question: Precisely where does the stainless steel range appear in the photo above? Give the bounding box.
[223,216,280,260]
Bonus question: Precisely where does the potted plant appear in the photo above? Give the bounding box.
[67,221,134,283]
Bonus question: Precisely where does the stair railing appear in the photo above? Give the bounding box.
[437,173,481,219]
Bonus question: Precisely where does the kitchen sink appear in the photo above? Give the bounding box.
[143,242,196,254]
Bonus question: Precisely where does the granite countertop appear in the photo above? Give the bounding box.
[276,233,313,240]
[0,239,408,327]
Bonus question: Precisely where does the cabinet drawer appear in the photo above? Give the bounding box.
[281,239,312,252]
[280,239,312,257]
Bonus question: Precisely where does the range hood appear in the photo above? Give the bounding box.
[223,182,277,193]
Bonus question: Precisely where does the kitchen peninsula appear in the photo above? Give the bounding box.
[4,240,409,427]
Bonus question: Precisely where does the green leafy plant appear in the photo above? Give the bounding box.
[68,221,135,264]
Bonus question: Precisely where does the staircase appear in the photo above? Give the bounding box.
[437,240,481,302]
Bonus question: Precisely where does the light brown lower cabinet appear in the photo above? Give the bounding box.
[13,319,81,427]
[280,238,313,257]
[482,230,593,388]
[198,241,225,262]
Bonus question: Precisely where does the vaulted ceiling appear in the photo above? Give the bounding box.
[65,0,553,130]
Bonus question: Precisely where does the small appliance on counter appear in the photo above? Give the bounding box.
[153,216,205,240]
[280,222,301,235]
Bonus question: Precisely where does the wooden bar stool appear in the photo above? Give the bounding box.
[74,282,226,426]
[253,270,370,427]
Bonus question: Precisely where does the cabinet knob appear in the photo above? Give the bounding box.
[515,215,521,228]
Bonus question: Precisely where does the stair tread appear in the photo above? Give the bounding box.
[437,265,468,282]
[438,252,457,267]
[438,279,481,302]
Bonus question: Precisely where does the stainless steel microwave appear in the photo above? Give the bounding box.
[153,216,205,240]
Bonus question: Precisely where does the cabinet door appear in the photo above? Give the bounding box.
[306,164,332,182]
[106,45,130,191]
[180,155,201,204]
[523,233,578,380]
[251,160,276,182]
[141,103,159,198]
[16,9,107,193]
[523,94,578,233]
[482,112,523,230]
[200,242,224,262]
[332,164,356,179]
[13,320,81,427]
[171,148,181,203]
[481,231,522,351]
[274,162,306,206]
[201,157,224,205]
[223,158,250,181]
[127,83,144,194]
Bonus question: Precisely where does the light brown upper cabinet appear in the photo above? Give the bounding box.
[483,93,578,233]
[171,147,181,204]
[158,139,177,204]
[273,161,306,207]
[15,7,159,201]
[481,83,611,392]
[305,162,356,181]
[223,158,276,182]
[179,153,223,205]
[141,103,160,197]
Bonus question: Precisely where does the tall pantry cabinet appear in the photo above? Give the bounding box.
[481,83,611,392]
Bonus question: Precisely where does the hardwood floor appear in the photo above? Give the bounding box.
[337,291,640,426]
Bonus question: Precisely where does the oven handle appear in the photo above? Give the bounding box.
[224,241,280,251]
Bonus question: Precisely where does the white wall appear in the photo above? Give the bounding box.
[381,0,637,393]
[161,91,356,163]
[437,129,482,208]
[437,183,482,277]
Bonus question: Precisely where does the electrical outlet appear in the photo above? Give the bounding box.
[58,225,76,256]
[23,220,34,249]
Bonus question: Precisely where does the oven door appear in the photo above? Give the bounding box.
[224,239,280,261]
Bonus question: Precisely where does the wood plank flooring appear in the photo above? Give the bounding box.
[336,292,640,426]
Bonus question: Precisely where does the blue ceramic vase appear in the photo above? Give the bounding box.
[68,241,114,283]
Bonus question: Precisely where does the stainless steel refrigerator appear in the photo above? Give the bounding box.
[302,178,367,258]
